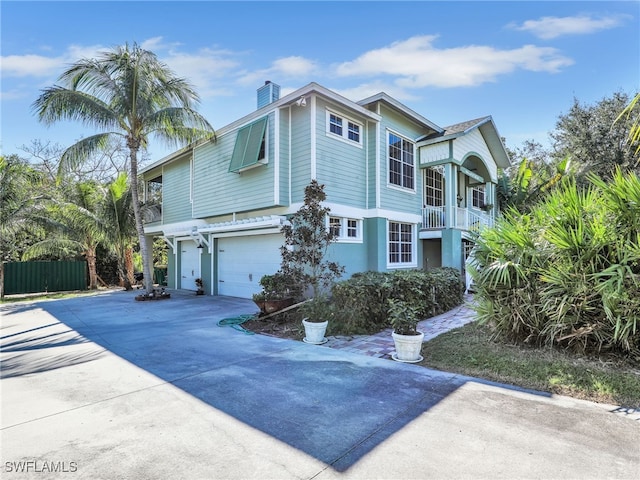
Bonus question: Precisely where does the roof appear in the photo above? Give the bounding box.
[357,92,444,134]
[417,115,511,168]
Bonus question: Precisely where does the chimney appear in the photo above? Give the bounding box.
[257,81,280,109]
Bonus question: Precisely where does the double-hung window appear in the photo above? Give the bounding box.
[326,110,362,146]
[388,132,414,189]
[388,221,414,266]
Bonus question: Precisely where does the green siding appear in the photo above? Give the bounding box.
[228,117,268,173]
[378,105,429,214]
[290,107,312,204]
[315,99,368,208]
[278,110,291,205]
[162,156,193,224]
[193,112,277,217]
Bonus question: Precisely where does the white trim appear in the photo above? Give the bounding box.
[325,108,364,148]
[311,94,317,179]
[386,128,416,192]
[386,220,418,269]
[274,108,280,205]
[328,216,363,243]
[375,120,381,208]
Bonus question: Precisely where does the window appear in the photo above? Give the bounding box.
[326,110,362,145]
[388,132,414,189]
[228,117,268,173]
[347,122,360,142]
[389,222,414,265]
[329,114,343,136]
[471,185,485,209]
[329,217,342,237]
[346,219,358,238]
[424,167,444,207]
[328,216,362,242]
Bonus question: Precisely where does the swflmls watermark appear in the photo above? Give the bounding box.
[4,460,78,474]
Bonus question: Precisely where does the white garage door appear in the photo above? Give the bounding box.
[217,234,283,298]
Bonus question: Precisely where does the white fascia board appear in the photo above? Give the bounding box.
[357,92,444,134]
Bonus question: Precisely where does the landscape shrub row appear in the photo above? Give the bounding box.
[330,267,465,334]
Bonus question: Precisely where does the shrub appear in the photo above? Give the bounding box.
[471,169,640,357]
[331,268,464,334]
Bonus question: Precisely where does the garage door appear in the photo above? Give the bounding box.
[217,234,283,298]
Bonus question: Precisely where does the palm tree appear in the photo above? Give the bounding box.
[103,172,137,290]
[0,155,44,299]
[24,180,106,289]
[33,43,215,292]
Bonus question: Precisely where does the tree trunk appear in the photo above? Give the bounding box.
[0,261,4,301]
[86,247,98,290]
[129,145,153,293]
[125,246,135,285]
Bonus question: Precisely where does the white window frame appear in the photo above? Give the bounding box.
[327,216,363,243]
[387,130,415,191]
[471,185,485,209]
[424,166,444,207]
[387,221,417,268]
[326,109,363,147]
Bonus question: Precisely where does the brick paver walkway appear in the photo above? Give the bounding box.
[324,295,477,359]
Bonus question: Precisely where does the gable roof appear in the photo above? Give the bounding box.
[357,92,444,134]
[417,116,511,169]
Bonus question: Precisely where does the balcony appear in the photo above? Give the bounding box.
[421,206,493,232]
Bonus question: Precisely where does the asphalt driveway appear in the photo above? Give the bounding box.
[1,289,638,479]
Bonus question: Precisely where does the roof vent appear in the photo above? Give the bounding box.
[257,81,280,109]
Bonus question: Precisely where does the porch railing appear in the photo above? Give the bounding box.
[422,206,493,231]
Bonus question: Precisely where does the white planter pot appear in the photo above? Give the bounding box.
[302,319,329,345]
[391,331,424,363]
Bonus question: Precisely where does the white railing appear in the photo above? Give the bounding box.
[422,206,446,229]
[421,206,493,231]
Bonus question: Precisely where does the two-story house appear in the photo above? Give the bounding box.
[140,81,510,298]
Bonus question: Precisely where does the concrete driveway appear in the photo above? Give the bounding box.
[1,289,638,479]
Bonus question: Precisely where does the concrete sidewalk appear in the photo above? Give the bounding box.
[1,290,638,479]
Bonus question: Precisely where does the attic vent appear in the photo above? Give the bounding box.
[257,81,280,109]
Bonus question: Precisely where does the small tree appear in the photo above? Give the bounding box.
[279,180,344,298]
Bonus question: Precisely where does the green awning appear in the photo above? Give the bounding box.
[228,117,268,173]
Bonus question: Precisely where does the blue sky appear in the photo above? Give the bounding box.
[2,1,638,163]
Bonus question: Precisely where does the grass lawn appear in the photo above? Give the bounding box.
[420,321,640,409]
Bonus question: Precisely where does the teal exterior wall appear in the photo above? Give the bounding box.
[192,111,278,217]
[162,155,193,224]
[290,105,312,204]
[315,99,368,208]
[441,229,463,270]
[377,105,427,214]
[365,217,387,272]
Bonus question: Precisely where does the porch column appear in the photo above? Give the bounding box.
[443,163,458,228]
[441,228,463,271]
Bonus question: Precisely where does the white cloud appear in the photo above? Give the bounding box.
[237,56,318,86]
[509,14,630,40]
[1,44,106,79]
[335,36,573,88]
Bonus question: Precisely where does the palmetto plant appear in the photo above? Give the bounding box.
[33,43,215,292]
[471,170,640,356]
[23,180,107,289]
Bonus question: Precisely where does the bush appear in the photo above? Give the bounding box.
[330,268,464,334]
[471,169,640,357]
